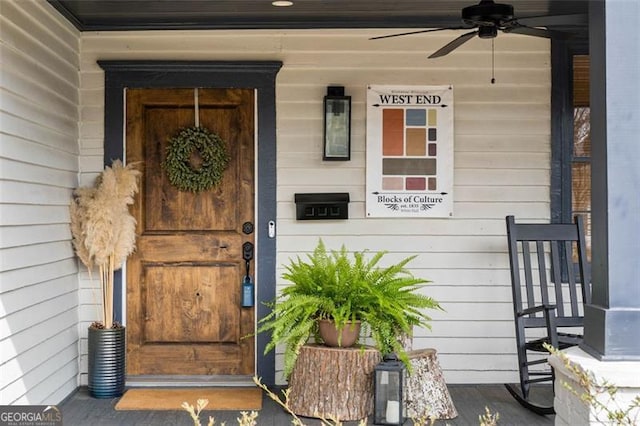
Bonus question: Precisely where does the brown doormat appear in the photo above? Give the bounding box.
[115,387,263,411]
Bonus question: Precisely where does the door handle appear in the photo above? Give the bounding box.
[243,242,254,261]
[242,242,255,307]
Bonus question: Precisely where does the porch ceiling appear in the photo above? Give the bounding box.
[48,0,588,33]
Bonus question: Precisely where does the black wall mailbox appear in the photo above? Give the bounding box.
[294,193,350,220]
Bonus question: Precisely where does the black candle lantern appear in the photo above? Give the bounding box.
[374,353,406,425]
[323,85,351,161]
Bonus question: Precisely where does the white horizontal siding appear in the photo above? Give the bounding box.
[0,0,80,405]
[78,28,551,385]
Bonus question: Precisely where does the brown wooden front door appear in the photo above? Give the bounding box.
[125,88,255,376]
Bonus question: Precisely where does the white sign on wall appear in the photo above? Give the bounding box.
[366,85,454,218]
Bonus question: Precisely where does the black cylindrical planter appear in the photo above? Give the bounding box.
[88,326,125,398]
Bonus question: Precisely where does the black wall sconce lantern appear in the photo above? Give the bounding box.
[374,354,406,425]
[323,85,351,161]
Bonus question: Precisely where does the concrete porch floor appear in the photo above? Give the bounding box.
[59,384,554,425]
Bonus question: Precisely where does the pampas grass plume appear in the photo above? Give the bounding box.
[69,160,141,328]
[69,188,95,270]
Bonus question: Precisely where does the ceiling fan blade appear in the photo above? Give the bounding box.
[513,14,587,27]
[505,25,568,39]
[370,27,468,41]
[428,30,478,59]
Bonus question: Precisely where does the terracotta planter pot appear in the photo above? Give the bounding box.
[318,319,361,347]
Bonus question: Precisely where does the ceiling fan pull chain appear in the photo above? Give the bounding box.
[194,88,200,127]
[491,39,496,84]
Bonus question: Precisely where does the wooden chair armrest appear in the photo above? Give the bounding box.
[516,305,560,349]
[517,304,557,317]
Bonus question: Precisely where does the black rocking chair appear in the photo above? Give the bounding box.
[504,215,591,415]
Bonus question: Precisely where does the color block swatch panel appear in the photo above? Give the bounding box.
[366,85,454,218]
[381,108,438,191]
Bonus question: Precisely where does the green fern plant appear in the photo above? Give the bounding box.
[257,239,441,377]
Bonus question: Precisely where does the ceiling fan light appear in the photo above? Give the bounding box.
[478,25,498,39]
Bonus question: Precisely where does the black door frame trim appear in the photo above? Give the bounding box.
[98,60,282,386]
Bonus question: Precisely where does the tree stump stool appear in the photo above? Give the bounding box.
[405,348,458,420]
[287,344,381,421]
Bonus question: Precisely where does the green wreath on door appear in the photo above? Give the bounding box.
[163,126,230,193]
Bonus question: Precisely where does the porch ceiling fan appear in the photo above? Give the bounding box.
[370,0,587,59]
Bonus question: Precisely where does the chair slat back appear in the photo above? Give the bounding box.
[506,216,590,327]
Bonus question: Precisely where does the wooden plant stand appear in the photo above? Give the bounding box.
[287,344,381,421]
[405,348,458,420]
